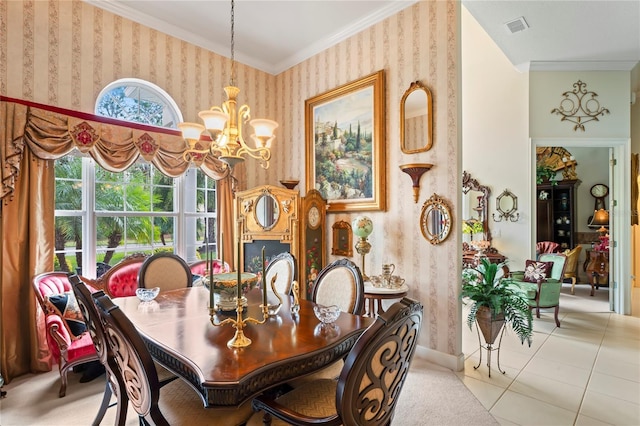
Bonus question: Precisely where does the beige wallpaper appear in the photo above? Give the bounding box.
[271,1,462,366]
[2,0,463,367]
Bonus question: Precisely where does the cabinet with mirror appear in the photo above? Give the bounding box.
[400,81,433,154]
[235,185,299,277]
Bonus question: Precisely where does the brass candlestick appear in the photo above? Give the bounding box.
[208,245,268,348]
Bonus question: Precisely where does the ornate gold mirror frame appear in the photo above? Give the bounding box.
[492,189,519,222]
[331,220,353,256]
[462,171,491,243]
[420,193,452,245]
[400,81,433,154]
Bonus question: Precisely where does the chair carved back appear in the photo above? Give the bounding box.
[92,292,168,425]
[265,252,297,297]
[69,274,128,424]
[312,258,364,315]
[337,297,423,425]
[138,252,192,292]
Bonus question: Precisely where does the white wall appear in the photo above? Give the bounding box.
[462,7,531,269]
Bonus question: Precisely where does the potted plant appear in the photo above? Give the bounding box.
[461,258,533,346]
[536,165,558,185]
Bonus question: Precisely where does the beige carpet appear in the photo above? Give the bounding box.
[0,356,496,425]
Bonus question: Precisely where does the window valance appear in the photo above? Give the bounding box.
[1,97,229,204]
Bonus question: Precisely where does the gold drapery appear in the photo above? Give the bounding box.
[0,97,235,383]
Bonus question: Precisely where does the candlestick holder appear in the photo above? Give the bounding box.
[208,245,269,348]
[209,294,269,348]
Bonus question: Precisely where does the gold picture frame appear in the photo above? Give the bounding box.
[331,220,353,257]
[305,70,386,212]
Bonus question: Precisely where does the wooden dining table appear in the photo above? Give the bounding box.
[115,286,372,408]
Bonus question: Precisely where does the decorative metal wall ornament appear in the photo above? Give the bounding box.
[551,80,609,131]
[492,189,519,222]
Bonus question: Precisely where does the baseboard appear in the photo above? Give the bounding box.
[413,345,465,372]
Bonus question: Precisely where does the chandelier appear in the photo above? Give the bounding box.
[178,0,278,169]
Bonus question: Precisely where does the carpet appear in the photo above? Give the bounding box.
[393,357,498,425]
[0,356,497,425]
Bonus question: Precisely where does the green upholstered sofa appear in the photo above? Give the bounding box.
[510,253,567,327]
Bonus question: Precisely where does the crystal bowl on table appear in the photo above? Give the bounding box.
[313,304,341,324]
[136,287,160,302]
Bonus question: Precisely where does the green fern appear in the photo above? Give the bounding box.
[461,258,533,346]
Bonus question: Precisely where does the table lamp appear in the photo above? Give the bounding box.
[352,216,373,280]
[589,208,609,235]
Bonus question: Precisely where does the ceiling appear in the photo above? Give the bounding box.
[86,0,640,75]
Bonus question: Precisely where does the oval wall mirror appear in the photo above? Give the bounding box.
[420,193,452,245]
[255,193,279,230]
[400,81,433,154]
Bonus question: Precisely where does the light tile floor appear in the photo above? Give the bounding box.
[459,284,640,426]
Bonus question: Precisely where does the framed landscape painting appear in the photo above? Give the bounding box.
[305,70,386,212]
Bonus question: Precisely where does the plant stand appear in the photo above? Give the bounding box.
[473,320,506,378]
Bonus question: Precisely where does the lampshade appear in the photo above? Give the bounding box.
[352,216,373,239]
[589,208,609,233]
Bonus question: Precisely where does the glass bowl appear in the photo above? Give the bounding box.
[313,304,340,324]
[136,287,160,302]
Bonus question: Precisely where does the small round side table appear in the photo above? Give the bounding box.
[363,282,408,317]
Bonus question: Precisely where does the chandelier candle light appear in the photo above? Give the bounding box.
[178,0,278,169]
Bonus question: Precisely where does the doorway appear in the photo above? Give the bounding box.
[531,138,632,315]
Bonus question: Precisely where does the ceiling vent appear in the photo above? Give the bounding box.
[505,16,529,34]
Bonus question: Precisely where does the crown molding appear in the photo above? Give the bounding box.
[525,61,640,72]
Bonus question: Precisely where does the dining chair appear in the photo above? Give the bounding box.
[250,297,423,426]
[31,272,100,397]
[68,273,127,426]
[562,245,583,294]
[264,252,297,298]
[69,273,179,425]
[138,252,193,292]
[92,291,254,425]
[312,258,365,315]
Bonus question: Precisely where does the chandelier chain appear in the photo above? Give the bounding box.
[230,0,236,86]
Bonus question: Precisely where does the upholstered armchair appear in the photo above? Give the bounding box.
[83,253,149,298]
[562,246,583,294]
[536,241,559,259]
[510,253,567,327]
[31,272,100,397]
[189,259,230,280]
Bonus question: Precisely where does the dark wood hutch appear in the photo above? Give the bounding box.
[536,179,581,251]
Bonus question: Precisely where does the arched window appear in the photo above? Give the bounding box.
[95,78,183,128]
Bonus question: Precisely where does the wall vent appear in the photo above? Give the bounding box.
[505,16,529,34]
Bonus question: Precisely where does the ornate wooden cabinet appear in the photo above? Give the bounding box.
[536,179,581,251]
[235,185,299,277]
[299,189,327,299]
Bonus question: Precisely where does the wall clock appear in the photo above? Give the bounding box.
[590,183,608,211]
[300,189,327,299]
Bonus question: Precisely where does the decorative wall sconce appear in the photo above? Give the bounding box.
[493,189,519,222]
[551,80,609,132]
[399,163,433,203]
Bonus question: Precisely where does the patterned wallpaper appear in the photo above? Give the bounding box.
[2,0,463,366]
